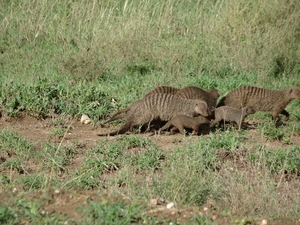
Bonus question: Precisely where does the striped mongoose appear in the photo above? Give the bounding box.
[159,115,210,135]
[211,106,256,130]
[98,93,209,136]
[217,86,300,121]
[103,86,179,124]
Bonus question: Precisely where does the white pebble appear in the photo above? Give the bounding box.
[80,114,90,124]
[166,202,174,209]
[84,119,91,124]
[260,219,268,225]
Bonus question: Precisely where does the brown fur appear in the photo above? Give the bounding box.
[175,86,220,112]
[143,86,180,98]
[103,86,179,124]
[159,115,210,135]
[217,86,300,121]
[103,86,219,124]
[103,100,142,124]
[211,106,256,130]
[98,93,209,136]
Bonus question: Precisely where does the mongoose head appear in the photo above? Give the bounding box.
[289,87,300,100]
[196,116,211,124]
[194,101,209,117]
[245,106,256,115]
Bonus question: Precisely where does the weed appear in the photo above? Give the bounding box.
[249,147,300,175]
[41,143,75,173]
[79,200,148,225]
[188,215,218,225]
[21,175,46,191]
[0,131,35,159]
[126,148,164,172]
[0,206,15,224]
[9,198,68,225]
[258,123,284,141]
[49,127,64,140]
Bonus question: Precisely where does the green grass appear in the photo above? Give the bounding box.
[0,0,300,224]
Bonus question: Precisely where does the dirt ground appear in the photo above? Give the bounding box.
[1,115,300,225]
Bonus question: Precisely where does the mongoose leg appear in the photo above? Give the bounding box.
[170,127,178,134]
[159,122,171,132]
[280,110,290,121]
[176,125,186,135]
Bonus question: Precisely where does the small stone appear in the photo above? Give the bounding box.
[166,202,174,209]
[80,114,90,124]
[84,119,91,124]
[260,219,268,225]
[149,198,158,207]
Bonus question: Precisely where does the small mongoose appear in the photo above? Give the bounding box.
[159,115,210,135]
[211,106,256,130]
[98,93,209,136]
[175,86,220,112]
[217,86,300,121]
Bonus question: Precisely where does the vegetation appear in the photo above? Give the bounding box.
[0,0,300,224]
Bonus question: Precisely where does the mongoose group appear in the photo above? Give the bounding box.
[98,85,300,136]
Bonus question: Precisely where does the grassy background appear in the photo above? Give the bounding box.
[1,0,300,224]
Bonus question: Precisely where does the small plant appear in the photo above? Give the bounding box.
[188,215,218,225]
[9,198,68,224]
[49,127,64,139]
[0,158,25,173]
[0,206,15,224]
[79,200,146,225]
[0,131,35,159]
[258,123,284,141]
[126,148,164,172]
[249,147,300,174]
[41,142,76,174]
[21,174,46,191]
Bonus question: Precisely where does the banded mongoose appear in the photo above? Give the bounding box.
[211,106,256,130]
[175,86,220,112]
[103,86,179,124]
[217,86,300,121]
[98,93,209,136]
[159,115,210,135]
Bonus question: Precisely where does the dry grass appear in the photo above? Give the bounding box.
[1,0,300,81]
[203,0,300,78]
